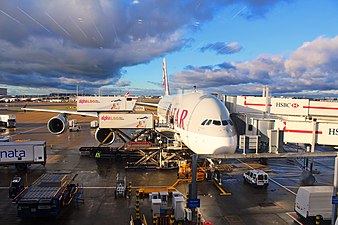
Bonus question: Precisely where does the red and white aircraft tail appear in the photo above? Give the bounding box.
[162,58,170,96]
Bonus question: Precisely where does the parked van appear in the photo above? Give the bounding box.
[243,169,269,188]
[295,186,333,220]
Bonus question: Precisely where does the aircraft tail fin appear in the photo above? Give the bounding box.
[162,58,170,96]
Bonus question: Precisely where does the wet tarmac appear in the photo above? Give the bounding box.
[0,108,336,225]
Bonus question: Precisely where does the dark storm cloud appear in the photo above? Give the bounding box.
[0,0,289,93]
[200,42,242,54]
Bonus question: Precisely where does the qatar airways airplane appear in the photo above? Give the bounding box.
[151,58,237,154]
[22,58,237,155]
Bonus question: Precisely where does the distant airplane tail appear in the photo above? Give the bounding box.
[162,58,170,96]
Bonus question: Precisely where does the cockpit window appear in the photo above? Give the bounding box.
[201,119,208,125]
[201,119,232,126]
[222,120,228,126]
[212,120,221,126]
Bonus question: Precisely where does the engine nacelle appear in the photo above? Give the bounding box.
[95,128,116,144]
[47,114,68,134]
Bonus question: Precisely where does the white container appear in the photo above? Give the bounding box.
[151,199,161,217]
[159,191,168,208]
[90,120,99,128]
[173,196,185,220]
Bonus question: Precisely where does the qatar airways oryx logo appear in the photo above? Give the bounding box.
[78,99,100,104]
[275,102,299,108]
[101,115,124,121]
[0,149,26,159]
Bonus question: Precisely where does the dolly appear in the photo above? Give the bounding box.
[12,173,81,218]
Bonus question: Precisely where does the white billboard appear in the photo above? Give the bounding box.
[99,113,154,129]
[77,96,137,111]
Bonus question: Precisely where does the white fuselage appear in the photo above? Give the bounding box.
[157,92,237,154]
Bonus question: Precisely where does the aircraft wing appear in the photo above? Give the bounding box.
[136,102,158,108]
[22,107,98,117]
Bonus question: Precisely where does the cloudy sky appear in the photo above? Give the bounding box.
[0,0,337,97]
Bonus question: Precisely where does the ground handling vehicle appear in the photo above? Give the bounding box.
[0,114,16,127]
[0,141,46,171]
[295,186,333,221]
[69,119,81,132]
[12,173,80,218]
[243,169,269,188]
[115,173,127,198]
[9,176,24,198]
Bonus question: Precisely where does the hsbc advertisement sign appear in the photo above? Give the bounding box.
[270,98,309,116]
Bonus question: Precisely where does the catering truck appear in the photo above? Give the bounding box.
[0,141,46,171]
[295,186,333,220]
[0,114,16,127]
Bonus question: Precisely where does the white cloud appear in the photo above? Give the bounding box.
[285,36,338,78]
[171,36,338,97]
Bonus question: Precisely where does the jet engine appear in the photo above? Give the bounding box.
[94,128,116,144]
[47,114,68,134]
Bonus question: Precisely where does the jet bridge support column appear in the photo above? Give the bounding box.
[191,154,198,199]
[190,154,198,223]
[310,120,317,172]
[331,153,338,225]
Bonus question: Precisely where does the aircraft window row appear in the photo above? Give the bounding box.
[201,119,233,126]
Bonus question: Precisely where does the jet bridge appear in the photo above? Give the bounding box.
[225,94,338,151]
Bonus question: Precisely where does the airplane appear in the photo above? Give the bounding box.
[21,58,237,155]
[147,58,237,154]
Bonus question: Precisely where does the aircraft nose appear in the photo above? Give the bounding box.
[212,135,237,154]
